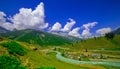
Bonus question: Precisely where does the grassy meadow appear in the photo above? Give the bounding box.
[0,35,120,69]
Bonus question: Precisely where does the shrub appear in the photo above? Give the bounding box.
[0,55,26,69]
[105,33,115,40]
[1,41,27,56]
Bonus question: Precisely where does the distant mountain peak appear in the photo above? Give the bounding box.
[112,27,120,34]
[0,26,9,33]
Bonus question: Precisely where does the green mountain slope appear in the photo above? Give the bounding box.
[0,29,72,46]
[71,35,120,50]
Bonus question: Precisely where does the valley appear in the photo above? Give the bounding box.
[0,0,120,69]
[0,32,120,69]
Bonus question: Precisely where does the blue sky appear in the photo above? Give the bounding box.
[0,0,120,38]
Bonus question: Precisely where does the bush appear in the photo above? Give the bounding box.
[0,55,26,69]
[1,41,27,56]
[105,33,115,40]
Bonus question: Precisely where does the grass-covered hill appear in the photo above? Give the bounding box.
[0,29,73,46]
[0,35,120,69]
[0,41,88,69]
[70,35,120,50]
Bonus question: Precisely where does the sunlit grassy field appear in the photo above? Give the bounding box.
[0,35,120,69]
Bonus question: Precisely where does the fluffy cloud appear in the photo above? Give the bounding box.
[0,2,48,31]
[49,21,98,38]
[1,22,14,31]
[68,27,81,38]
[50,22,62,31]
[0,11,6,25]
[82,22,98,30]
[0,11,14,30]
[49,18,78,37]
[96,28,111,35]
[81,22,98,38]
[61,18,76,32]
[11,2,48,30]
[0,12,6,23]
[81,29,91,38]
[0,2,102,39]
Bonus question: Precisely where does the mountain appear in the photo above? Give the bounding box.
[65,35,81,41]
[50,32,81,41]
[112,27,120,34]
[0,29,73,46]
[0,26,9,33]
[72,35,120,50]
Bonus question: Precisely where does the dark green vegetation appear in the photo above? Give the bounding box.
[1,41,27,56]
[0,29,72,46]
[0,55,26,69]
[105,33,115,40]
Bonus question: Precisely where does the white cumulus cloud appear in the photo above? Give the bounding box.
[50,22,62,31]
[96,27,111,35]
[81,22,98,38]
[68,27,81,38]
[0,2,48,31]
[0,11,6,25]
[0,11,14,31]
[61,18,76,32]
[82,22,98,30]
[81,29,91,38]
[11,2,48,30]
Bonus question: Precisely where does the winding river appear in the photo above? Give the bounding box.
[55,51,120,67]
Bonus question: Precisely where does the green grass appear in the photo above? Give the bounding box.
[0,35,120,69]
[81,56,90,61]
[69,35,120,51]
[37,67,56,69]
[0,55,26,69]
[1,41,27,56]
[104,48,120,51]
[98,65,120,69]
[24,50,88,69]
[0,41,88,69]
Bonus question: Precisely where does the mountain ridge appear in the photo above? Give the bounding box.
[0,26,9,33]
[0,29,76,46]
[112,27,120,34]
